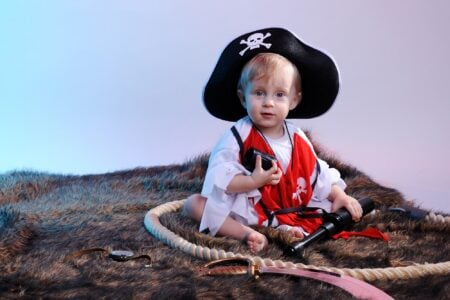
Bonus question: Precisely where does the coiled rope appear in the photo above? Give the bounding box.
[144,199,450,282]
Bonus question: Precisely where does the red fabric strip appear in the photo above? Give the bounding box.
[332,227,389,241]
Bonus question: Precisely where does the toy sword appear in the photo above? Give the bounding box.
[199,257,393,300]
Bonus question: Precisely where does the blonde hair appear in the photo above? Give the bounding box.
[237,53,301,94]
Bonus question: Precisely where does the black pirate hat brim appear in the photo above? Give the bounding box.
[203,27,340,121]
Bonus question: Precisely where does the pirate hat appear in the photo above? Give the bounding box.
[203,27,340,121]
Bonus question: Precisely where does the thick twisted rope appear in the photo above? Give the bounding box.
[144,199,450,282]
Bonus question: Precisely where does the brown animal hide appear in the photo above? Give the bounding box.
[0,141,449,299]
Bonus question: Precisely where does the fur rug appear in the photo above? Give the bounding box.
[1,139,449,299]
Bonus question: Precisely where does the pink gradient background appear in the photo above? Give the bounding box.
[1,1,449,212]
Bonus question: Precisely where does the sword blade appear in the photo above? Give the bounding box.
[260,266,393,300]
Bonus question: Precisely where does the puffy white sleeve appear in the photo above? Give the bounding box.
[308,158,347,211]
[201,130,250,195]
[313,158,347,199]
[199,128,261,236]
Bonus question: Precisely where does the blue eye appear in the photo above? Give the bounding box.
[276,92,284,98]
[255,90,265,97]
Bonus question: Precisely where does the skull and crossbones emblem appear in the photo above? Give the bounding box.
[239,32,272,56]
[292,177,307,201]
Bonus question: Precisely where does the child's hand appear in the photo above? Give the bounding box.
[329,186,363,221]
[251,155,282,188]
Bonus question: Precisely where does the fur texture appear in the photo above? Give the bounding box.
[0,139,449,299]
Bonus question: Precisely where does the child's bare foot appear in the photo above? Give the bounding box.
[244,230,268,253]
[277,224,305,239]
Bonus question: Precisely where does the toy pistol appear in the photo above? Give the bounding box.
[243,147,276,171]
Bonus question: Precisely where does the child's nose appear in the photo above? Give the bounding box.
[263,96,275,106]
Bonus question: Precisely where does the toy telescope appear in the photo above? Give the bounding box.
[284,197,375,256]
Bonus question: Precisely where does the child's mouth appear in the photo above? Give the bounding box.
[261,113,274,118]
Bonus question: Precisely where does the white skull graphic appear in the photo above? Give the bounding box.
[292,177,307,201]
[239,32,272,56]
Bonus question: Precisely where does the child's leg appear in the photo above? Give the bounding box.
[183,194,267,253]
[217,216,268,253]
[182,194,206,221]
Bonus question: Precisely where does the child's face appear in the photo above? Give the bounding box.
[239,62,300,137]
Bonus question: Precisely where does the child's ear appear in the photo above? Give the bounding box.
[289,92,302,110]
[237,89,246,108]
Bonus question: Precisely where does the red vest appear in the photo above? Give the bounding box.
[241,126,322,233]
